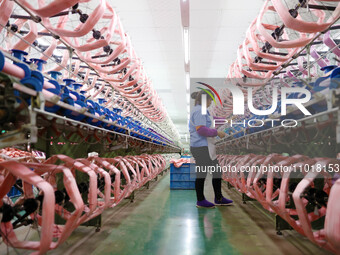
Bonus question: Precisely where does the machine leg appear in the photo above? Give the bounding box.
[130,191,135,203]
[275,215,292,235]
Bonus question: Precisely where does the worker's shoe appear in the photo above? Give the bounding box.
[214,197,233,206]
[196,199,215,208]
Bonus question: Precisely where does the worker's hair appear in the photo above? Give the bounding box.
[191,90,213,106]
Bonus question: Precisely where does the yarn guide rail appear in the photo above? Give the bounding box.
[33,108,179,150]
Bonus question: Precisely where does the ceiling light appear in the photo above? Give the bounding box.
[186,72,190,90]
[183,28,190,65]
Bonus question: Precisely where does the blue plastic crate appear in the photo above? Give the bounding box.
[181,155,191,158]
[170,181,195,190]
[170,163,196,190]
[170,172,196,182]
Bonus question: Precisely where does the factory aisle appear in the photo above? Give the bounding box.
[48,173,330,255]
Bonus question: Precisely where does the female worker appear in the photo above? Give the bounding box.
[189,90,233,208]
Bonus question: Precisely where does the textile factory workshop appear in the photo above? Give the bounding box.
[0,0,339,254]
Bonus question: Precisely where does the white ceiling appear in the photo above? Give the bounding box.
[112,0,265,138]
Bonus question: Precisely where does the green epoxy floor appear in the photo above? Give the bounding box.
[92,188,237,255]
[7,171,331,255]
